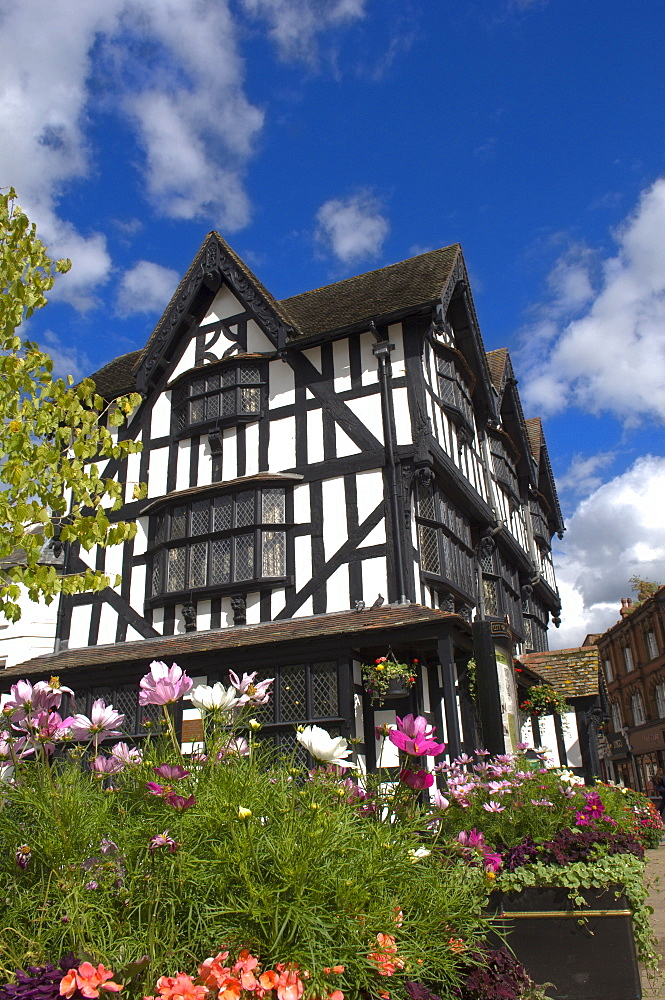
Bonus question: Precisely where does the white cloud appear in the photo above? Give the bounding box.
[555,450,617,500]
[116,260,180,317]
[240,0,366,62]
[38,329,91,382]
[315,191,389,265]
[518,177,665,424]
[551,455,665,648]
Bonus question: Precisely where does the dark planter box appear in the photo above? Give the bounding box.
[488,886,641,1000]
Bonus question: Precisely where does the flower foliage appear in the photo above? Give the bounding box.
[361,655,417,705]
[519,684,569,717]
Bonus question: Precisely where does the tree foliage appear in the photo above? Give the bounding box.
[629,576,661,607]
[0,187,143,622]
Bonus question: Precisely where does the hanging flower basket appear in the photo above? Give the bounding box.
[362,654,417,705]
[520,682,569,717]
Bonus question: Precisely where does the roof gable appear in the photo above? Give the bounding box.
[518,646,599,698]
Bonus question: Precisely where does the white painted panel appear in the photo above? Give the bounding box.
[335,424,360,458]
[307,407,324,465]
[222,427,238,480]
[325,563,349,613]
[293,482,311,523]
[303,346,322,373]
[360,555,388,601]
[322,477,346,560]
[197,599,212,632]
[244,421,260,476]
[269,587,285,620]
[68,605,92,649]
[393,386,411,445]
[152,607,164,635]
[563,712,583,767]
[129,564,147,614]
[98,601,117,644]
[438,696,448,745]
[198,437,213,487]
[174,606,186,634]
[148,446,169,499]
[353,691,364,742]
[294,535,312,592]
[134,518,148,557]
[421,665,430,712]
[269,360,295,408]
[356,469,384,524]
[125,448,142,504]
[203,285,243,323]
[361,520,386,547]
[346,395,383,444]
[269,416,296,471]
[77,545,96,571]
[245,592,261,625]
[104,543,124,590]
[176,439,190,491]
[293,595,313,617]
[387,323,405,373]
[125,624,145,643]
[360,331,378,387]
[353,659,363,685]
[375,710,399,765]
[150,391,171,440]
[219,598,233,628]
[170,339,197,381]
[333,339,352,393]
[246,318,275,353]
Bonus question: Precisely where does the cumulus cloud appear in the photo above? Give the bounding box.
[239,0,366,62]
[555,450,617,501]
[116,260,180,317]
[315,191,389,265]
[518,177,665,424]
[551,455,665,648]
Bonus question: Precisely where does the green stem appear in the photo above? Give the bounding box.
[162,704,182,758]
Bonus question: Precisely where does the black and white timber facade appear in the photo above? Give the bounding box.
[2,234,564,765]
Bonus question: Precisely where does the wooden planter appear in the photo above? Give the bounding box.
[488,886,641,1000]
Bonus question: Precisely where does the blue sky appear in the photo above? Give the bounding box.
[2,0,664,646]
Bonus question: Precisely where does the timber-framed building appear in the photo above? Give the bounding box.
[1,235,564,764]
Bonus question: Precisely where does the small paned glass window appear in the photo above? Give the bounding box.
[434,353,474,429]
[630,691,645,726]
[174,363,264,432]
[655,682,665,719]
[611,701,623,731]
[646,630,658,660]
[416,479,475,598]
[150,486,288,598]
[623,646,634,672]
[604,658,613,682]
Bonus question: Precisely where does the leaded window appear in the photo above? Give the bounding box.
[611,701,623,732]
[490,437,519,496]
[435,354,474,429]
[529,498,550,542]
[646,630,658,660]
[150,487,288,598]
[631,690,645,726]
[173,363,264,432]
[416,480,474,597]
[521,591,549,652]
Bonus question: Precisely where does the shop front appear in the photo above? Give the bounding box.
[627,723,665,795]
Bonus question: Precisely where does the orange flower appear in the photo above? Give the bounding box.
[60,964,123,999]
[447,938,466,954]
[368,934,404,977]
[198,952,231,990]
[155,974,208,1000]
[328,992,344,1000]
[274,966,304,1000]
[233,951,260,991]
[217,978,242,1000]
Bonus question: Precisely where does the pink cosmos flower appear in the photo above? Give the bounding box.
[91,755,123,775]
[167,792,196,812]
[389,729,446,757]
[138,661,193,706]
[154,763,190,780]
[17,710,72,752]
[110,742,142,766]
[68,700,124,744]
[149,830,177,853]
[217,737,250,759]
[152,974,207,1000]
[483,801,505,812]
[400,768,434,790]
[395,714,436,739]
[228,670,274,706]
[432,789,449,810]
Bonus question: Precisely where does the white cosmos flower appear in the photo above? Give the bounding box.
[408,847,431,862]
[296,725,357,768]
[190,683,239,715]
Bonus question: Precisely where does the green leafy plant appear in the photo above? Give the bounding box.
[361,654,417,705]
[519,683,569,718]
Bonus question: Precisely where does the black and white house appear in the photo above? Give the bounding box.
[1,234,564,765]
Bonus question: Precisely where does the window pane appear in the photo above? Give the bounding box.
[523,617,533,648]
[213,496,232,531]
[152,554,162,596]
[417,488,436,521]
[170,506,187,540]
[177,408,187,432]
[189,542,208,588]
[206,373,220,391]
[210,538,231,583]
[222,368,235,387]
[167,547,186,591]
[241,387,260,412]
[191,378,205,395]
[206,393,220,419]
[154,514,165,545]
[438,377,456,406]
[419,525,440,574]
[483,578,499,616]
[262,530,285,577]
[240,366,260,384]
[235,534,254,580]
[311,662,338,718]
[236,492,255,527]
[191,501,209,535]
[115,686,138,735]
[222,389,236,415]
[280,665,306,721]
[262,488,285,523]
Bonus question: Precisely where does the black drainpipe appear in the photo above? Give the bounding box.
[371,321,408,605]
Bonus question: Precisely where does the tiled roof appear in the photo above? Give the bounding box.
[279,245,461,339]
[89,350,141,400]
[1,604,463,681]
[524,417,543,463]
[518,646,599,698]
[485,348,508,392]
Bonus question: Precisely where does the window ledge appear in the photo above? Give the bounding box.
[146,575,293,608]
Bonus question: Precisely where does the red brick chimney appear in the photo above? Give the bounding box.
[620,597,633,618]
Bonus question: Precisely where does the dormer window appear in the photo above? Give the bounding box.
[435,354,474,431]
[173,362,265,433]
[148,485,288,601]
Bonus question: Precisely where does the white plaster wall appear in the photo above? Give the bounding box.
[333,339,352,393]
[388,324,405,375]
[269,416,296,471]
[306,408,324,465]
[68,604,92,649]
[325,564,350,613]
[245,592,261,625]
[322,477,347,560]
[269,587,285,620]
[175,439,190,491]
[244,422,260,476]
[293,482,311,524]
[359,332,378,387]
[150,392,171,441]
[246,319,275,353]
[129,563,147,615]
[170,339,197,381]
[356,469,384,524]
[134,518,148,557]
[98,601,117,644]
[361,520,386,548]
[345,395,383,447]
[152,606,165,635]
[196,599,212,632]
[124,446,142,505]
[148,447,169,499]
[269,361,295,408]
[198,436,213,486]
[203,286,244,323]
[294,535,312,592]
[303,346,322,373]
[222,427,238,480]
[0,587,58,668]
[392,386,411,446]
[104,542,125,591]
[335,424,360,458]
[125,624,145,643]
[293,595,313,618]
[361,555,388,600]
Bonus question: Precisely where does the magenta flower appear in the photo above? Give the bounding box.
[16,709,72,752]
[149,830,178,854]
[458,828,486,849]
[432,789,449,810]
[91,755,123,775]
[395,714,436,740]
[139,661,193,706]
[167,792,196,812]
[110,742,143,766]
[400,768,434,790]
[389,729,446,757]
[483,801,505,813]
[146,781,167,797]
[68,699,125,746]
[15,845,31,870]
[228,670,274,706]
[154,763,190,780]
